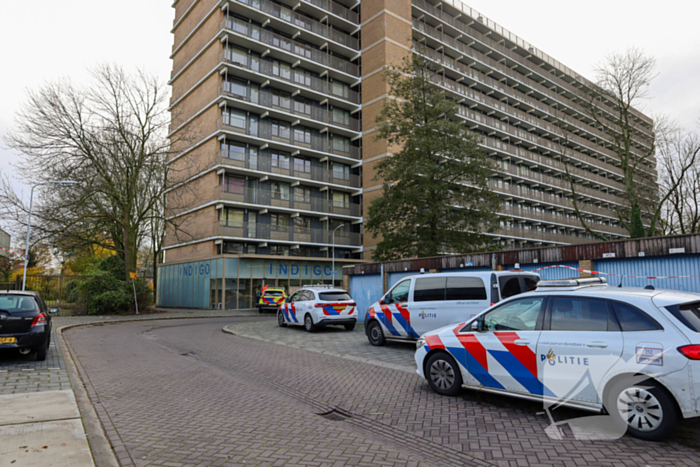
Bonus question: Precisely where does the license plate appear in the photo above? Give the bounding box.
[0,337,15,344]
[333,305,346,311]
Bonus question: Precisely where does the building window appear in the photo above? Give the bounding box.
[332,163,349,180]
[331,135,349,153]
[271,89,291,110]
[225,78,247,98]
[271,120,290,140]
[225,175,245,194]
[293,217,311,232]
[271,181,290,200]
[271,151,290,170]
[294,186,311,203]
[222,208,244,227]
[272,60,291,80]
[271,213,290,230]
[294,157,311,173]
[222,141,246,161]
[226,46,248,66]
[293,126,312,145]
[332,192,349,208]
[224,109,247,129]
[331,80,350,99]
[270,245,290,256]
[332,107,350,127]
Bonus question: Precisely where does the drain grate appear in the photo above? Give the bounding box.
[317,409,351,421]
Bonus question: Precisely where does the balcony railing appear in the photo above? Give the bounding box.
[217,117,361,160]
[494,226,602,245]
[499,204,628,236]
[220,50,360,104]
[487,180,620,220]
[412,0,653,134]
[413,19,654,160]
[220,150,361,188]
[222,16,360,77]
[218,221,361,246]
[219,186,362,217]
[301,0,359,24]
[232,0,359,50]
[219,83,360,132]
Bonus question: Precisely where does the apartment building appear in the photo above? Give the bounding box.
[159,0,655,309]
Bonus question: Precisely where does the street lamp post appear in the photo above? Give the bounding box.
[22,181,78,291]
[331,223,345,286]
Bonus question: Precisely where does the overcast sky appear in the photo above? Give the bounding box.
[1,0,698,235]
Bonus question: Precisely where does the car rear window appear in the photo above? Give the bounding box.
[319,292,352,301]
[264,291,284,297]
[0,295,39,314]
[666,302,700,333]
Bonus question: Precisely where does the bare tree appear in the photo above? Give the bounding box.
[1,65,199,283]
[658,123,700,234]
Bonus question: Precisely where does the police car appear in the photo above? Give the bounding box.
[415,277,700,441]
[277,286,357,332]
[257,287,287,313]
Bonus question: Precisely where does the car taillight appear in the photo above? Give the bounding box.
[678,345,700,360]
[31,313,47,327]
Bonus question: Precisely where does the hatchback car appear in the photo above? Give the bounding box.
[0,291,55,361]
[278,286,357,332]
[415,277,700,441]
[257,287,287,313]
[365,271,540,346]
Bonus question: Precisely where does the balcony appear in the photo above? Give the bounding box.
[222,16,360,78]
[217,221,361,246]
[493,226,601,245]
[412,0,653,135]
[219,186,362,217]
[217,117,361,160]
[487,180,620,220]
[220,149,361,189]
[231,0,359,50]
[298,0,359,24]
[220,50,360,105]
[419,46,657,180]
[219,83,361,132]
[499,204,628,237]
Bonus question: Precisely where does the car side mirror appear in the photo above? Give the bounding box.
[471,320,481,332]
[49,308,59,314]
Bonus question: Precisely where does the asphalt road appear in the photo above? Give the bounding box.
[65,317,700,467]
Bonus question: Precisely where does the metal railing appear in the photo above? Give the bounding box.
[217,117,361,160]
[219,186,362,217]
[219,83,360,132]
[232,0,359,49]
[220,50,361,104]
[302,0,359,24]
[220,150,361,188]
[499,204,628,236]
[222,16,360,77]
[494,226,602,245]
[217,221,361,246]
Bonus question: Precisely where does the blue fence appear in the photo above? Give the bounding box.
[505,261,580,280]
[351,274,382,323]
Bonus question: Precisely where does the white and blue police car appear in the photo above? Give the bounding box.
[415,277,700,441]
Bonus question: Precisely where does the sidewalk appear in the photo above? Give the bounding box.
[0,308,261,467]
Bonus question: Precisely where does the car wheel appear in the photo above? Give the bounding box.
[366,320,386,346]
[425,352,463,396]
[606,378,679,441]
[344,323,356,331]
[35,341,48,362]
[277,311,287,327]
[304,314,316,332]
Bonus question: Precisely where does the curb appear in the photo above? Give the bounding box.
[222,324,415,374]
[56,313,266,467]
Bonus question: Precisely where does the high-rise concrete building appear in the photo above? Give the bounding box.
[160,0,655,309]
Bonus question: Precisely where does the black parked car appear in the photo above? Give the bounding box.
[0,291,56,361]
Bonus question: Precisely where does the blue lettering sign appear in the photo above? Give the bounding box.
[270,264,274,275]
[324,265,332,276]
[313,265,322,276]
[291,264,299,276]
[204,264,210,275]
[188,265,193,276]
[199,264,204,275]
[279,264,288,275]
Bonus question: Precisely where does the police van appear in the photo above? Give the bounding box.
[415,277,700,441]
[364,271,540,346]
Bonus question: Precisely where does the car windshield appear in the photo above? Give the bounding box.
[319,292,352,301]
[0,295,39,314]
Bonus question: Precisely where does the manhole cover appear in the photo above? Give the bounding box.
[317,409,350,421]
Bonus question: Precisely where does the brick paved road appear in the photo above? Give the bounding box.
[66,318,700,467]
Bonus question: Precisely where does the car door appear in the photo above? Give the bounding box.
[411,276,446,336]
[283,290,303,324]
[458,296,546,396]
[379,279,414,338]
[536,297,624,404]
